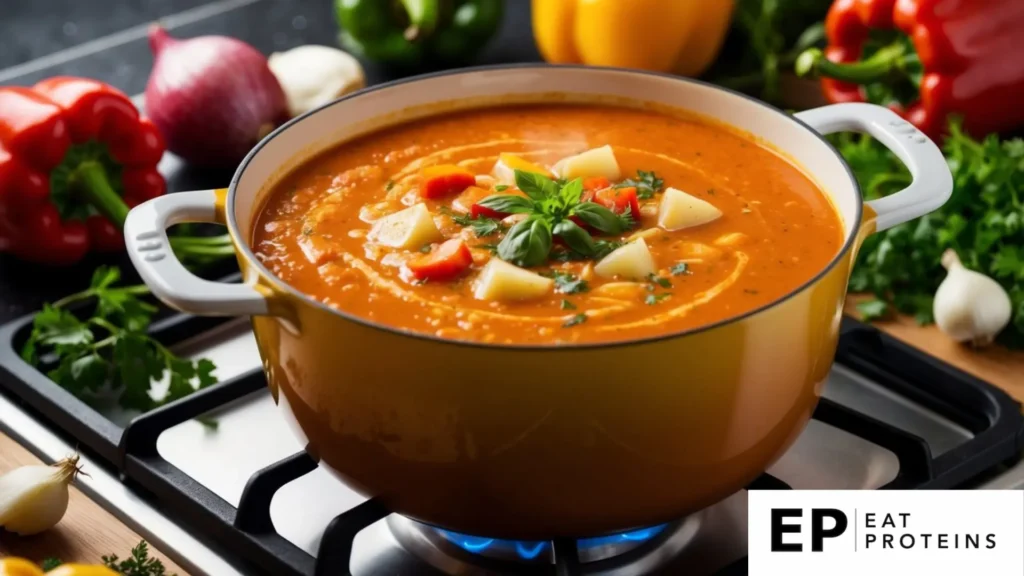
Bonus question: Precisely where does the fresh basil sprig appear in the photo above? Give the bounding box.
[480,170,635,266]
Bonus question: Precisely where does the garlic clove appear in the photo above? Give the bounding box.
[933,249,1012,347]
[268,45,366,118]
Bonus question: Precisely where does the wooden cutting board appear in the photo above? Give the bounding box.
[844,299,1024,403]
[0,433,188,574]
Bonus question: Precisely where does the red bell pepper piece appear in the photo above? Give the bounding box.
[0,77,166,265]
[406,238,473,281]
[594,186,641,223]
[796,0,1024,139]
[419,164,476,199]
[583,176,610,192]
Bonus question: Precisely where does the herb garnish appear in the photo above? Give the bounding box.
[544,270,589,294]
[103,540,173,576]
[563,313,588,327]
[645,293,671,305]
[648,274,672,289]
[560,299,577,310]
[477,170,634,266]
[670,262,691,275]
[494,184,509,191]
[385,180,395,192]
[418,244,432,253]
[616,170,664,199]
[442,207,506,237]
[21,267,218,413]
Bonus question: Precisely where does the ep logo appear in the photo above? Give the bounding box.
[771,508,848,552]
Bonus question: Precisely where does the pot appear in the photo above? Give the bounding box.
[124,65,951,539]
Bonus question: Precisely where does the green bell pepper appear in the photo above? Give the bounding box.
[336,0,503,66]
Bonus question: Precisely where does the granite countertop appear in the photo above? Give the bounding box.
[0,0,539,323]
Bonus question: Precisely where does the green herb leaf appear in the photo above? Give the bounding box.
[559,177,584,206]
[856,299,890,321]
[560,299,577,310]
[419,244,432,253]
[443,207,507,237]
[645,293,671,305]
[571,202,633,234]
[103,540,170,576]
[497,216,553,267]
[514,169,560,202]
[670,262,691,275]
[563,313,588,328]
[552,219,597,256]
[385,180,395,192]
[494,184,509,192]
[544,270,589,294]
[476,194,536,214]
[41,558,63,571]
[648,274,672,289]
[616,170,664,200]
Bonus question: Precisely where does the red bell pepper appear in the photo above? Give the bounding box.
[406,238,473,281]
[0,77,166,264]
[419,164,476,199]
[795,0,1024,139]
[594,186,641,223]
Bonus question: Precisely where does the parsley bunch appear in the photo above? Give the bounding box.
[21,267,218,411]
[477,170,634,266]
[103,541,172,576]
[834,118,1024,347]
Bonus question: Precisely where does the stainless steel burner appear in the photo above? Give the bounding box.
[386,514,703,575]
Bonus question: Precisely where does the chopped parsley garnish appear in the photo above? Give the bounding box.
[442,207,506,237]
[648,274,672,289]
[385,180,395,192]
[670,262,691,275]
[544,270,589,294]
[419,244,432,253]
[560,299,577,310]
[563,313,588,327]
[645,293,671,305]
[103,541,170,576]
[615,170,664,199]
[494,184,509,191]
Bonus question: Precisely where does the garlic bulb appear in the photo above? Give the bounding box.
[0,455,82,535]
[268,45,365,118]
[933,249,1012,347]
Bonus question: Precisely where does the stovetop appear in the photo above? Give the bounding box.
[2,305,1022,576]
[3,2,1024,575]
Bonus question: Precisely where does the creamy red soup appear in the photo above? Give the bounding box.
[253,104,843,344]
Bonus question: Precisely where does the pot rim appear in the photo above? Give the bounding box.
[227,63,862,351]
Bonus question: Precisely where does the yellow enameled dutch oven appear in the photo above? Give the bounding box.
[125,66,952,539]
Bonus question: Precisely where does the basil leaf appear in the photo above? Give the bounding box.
[559,178,584,206]
[476,194,536,214]
[553,219,596,256]
[497,216,553,267]
[571,202,633,234]
[514,170,559,202]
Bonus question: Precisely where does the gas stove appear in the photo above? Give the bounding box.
[2,295,1022,576]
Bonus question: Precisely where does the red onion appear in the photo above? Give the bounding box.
[145,25,287,168]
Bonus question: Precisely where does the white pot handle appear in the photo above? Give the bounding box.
[795,102,952,232]
[125,190,269,316]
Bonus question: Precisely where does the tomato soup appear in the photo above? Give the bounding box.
[253,104,843,344]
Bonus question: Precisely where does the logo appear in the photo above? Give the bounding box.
[770,508,848,552]
[749,491,1023,575]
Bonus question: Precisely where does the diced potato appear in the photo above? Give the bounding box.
[552,145,621,181]
[593,282,646,299]
[473,259,554,301]
[492,153,552,186]
[594,238,656,280]
[658,187,722,231]
[368,203,442,249]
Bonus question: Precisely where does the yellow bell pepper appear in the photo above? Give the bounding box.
[0,560,118,576]
[532,0,736,77]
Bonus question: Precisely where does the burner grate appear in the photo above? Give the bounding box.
[0,299,1021,575]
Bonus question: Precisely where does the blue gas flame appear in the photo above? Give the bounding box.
[438,524,668,559]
